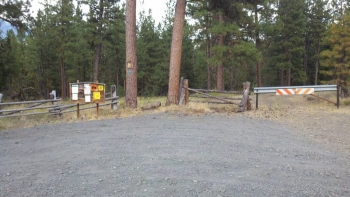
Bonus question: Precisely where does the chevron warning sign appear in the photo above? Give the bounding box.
[296,88,314,95]
[276,88,295,95]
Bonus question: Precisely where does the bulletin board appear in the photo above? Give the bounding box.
[69,82,105,104]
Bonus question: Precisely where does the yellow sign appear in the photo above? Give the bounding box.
[93,92,100,100]
[98,85,104,91]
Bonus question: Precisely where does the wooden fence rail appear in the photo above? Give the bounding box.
[0,85,118,118]
[179,79,251,112]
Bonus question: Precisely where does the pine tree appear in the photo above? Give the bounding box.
[320,11,350,98]
[305,0,331,85]
[0,0,31,30]
[166,0,186,104]
[270,0,306,86]
[125,0,137,107]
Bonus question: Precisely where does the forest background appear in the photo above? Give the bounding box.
[0,0,350,101]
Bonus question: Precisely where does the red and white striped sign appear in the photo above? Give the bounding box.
[296,88,314,95]
[276,88,295,95]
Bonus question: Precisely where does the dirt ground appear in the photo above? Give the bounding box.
[1,93,350,196]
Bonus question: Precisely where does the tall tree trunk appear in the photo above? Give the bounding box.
[287,68,291,86]
[60,56,66,99]
[255,5,262,87]
[216,13,224,91]
[39,51,46,98]
[125,0,137,108]
[166,0,186,105]
[304,36,310,85]
[93,0,104,82]
[206,7,211,90]
[280,70,284,86]
[314,43,320,85]
[206,38,211,90]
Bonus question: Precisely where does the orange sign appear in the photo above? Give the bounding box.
[91,84,97,91]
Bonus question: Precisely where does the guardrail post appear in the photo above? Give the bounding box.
[0,93,3,115]
[111,85,117,110]
[337,83,340,109]
[256,90,259,109]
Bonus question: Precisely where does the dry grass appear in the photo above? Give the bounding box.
[0,96,216,131]
[247,92,350,124]
[1,92,348,131]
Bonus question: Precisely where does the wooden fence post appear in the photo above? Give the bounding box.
[238,81,251,112]
[50,90,58,106]
[111,85,117,110]
[0,93,3,115]
[179,79,185,105]
[96,103,99,116]
[77,103,80,118]
[178,77,184,103]
[184,79,189,104]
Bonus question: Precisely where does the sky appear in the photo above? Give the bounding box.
[30,0,169,25]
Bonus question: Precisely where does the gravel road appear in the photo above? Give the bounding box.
[1,111,350,196]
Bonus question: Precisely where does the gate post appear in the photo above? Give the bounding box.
[184,79,189,104]
[50,90,58,106]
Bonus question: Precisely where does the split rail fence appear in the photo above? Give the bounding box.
[0,85,118,119]
[178,78,252,112]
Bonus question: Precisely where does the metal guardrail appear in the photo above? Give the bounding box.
[253,85,339,109]
[254,85,337,94]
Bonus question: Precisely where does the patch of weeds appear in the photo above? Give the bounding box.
[343,100,350,106]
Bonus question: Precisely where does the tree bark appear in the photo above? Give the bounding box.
[93,0,104,82]
[206,39,211,90]
[125,0,138,108]
[255,5,262,87]
[166,0,186,105]
[288,67,291,86]
[314,43,320,85]
[60,56,66,99]
[206,8,211,90]
[216,13,224,91]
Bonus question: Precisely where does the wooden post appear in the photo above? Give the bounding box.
[111,85,117,110]
[246,94,251,110]
[184,79,189,104]
[0,93,3,115]
[96,103,99,116]
[50,90,58,106]
[178,77,184,102]
[77,103,80,118]
[179,79,185,105]
[238,81,251,112]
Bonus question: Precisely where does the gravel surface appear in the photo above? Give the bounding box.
[1,111,350,196]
